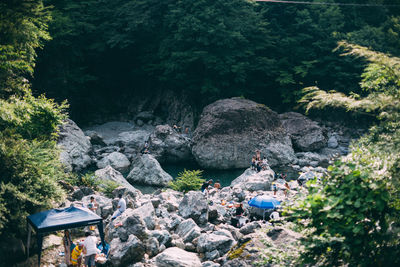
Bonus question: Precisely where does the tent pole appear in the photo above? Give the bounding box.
[37,234,43,267]
[27,224,32,259]
[98,221,106,249]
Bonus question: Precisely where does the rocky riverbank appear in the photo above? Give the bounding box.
[16,97,364,266]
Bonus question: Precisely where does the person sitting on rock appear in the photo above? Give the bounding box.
[141,141,150,154]
[269,208,280,226]
[111,194,126,220]
[262,156,269,170]
[214,180,221,189]
[235,203,244,216]
[201,179,213,193]
[256,161,262,172]
[251,156,256,170]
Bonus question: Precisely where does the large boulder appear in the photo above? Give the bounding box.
[126,154,173,186]
[279,112,327,152]
[148,125,193,163]
[191,98,296,169]
[109,234,145,266]
[95,166,139,195]
[132,202,156,230]
[197,230,236,255]
[230,168,275,192]
[175,218,201,243]
[178,191,208,225]
[97,152,131,173]
[58,119,92,171]
[154,247,202,267]
[106,209,147,241]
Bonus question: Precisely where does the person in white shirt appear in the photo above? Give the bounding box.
[269,209,280,225]
[83,231,98,267]
[112,194,126,220]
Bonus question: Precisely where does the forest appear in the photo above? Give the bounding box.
[1,0,400,266]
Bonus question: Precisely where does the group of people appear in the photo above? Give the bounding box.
[63,231,98,267]
[201,179,222,193]
[271,173,291,197]
[251,149,269,172]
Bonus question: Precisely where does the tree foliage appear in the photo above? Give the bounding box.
[290,43,400,266]
[169,169,205,193]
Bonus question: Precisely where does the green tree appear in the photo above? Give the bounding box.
[0,0,51,98]
[169,169,205,193]
[290,42,400,266]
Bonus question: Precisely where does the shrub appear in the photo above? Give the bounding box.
[169,169,205,193]
[100,180,120,198]
[80,172,100,190]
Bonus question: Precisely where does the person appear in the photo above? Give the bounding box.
[284,181,290,197]
[269,209,280,226]
[71,241,84,267]
[262,156,269,170]
[255,149,261,161]
[112,194,126,220]
[141,141,150,154]
[63,230,72,265]
[256,161,262,172]
[87,196,98,213]
[272,182,278,196]
[214,180,221,190]
[173,124,181,133]
[83,232,98,267]
[235,203,244,216]
[201,179,213,193]
[251,156,256,170]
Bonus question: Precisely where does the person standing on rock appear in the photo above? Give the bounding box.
[251,156,256,170]
[111,194,126,220]
[83,232,98,267]
[201,179,213,193]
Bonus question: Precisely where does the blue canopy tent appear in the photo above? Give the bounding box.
[27,206,106,266]
[248,195,281,220]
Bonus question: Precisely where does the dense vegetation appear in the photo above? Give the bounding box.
[32,0,400,123]
[288,43,400,266]
[0,0,68,241]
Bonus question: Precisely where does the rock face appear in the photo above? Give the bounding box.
[148,125,193,163]
[95,166,139,194]
[231,168,275,192]
[191,98,296,169]
[178,191,208,225]
[97,152,131,173]
[197,230,236,255]
[109,234,145,266]
[154,247,202,267]
[175,218,201,243]
[58,119,92,171]
[279,112,327,152]
[126,154,173,186]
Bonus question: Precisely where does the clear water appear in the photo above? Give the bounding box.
[131,163,299,194]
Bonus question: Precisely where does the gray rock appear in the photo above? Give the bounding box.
[107,209,147,241]
[136,119,144,127]
[148,125,193,163]
[230,168,275,192]
[146,237,160,257]
[191,98,296,169]
[280,112,327,152]
[85,130,106,146]
[205,250,220,261]
[127,154,173,186]
[154,247,202,267]
[197,230,236,255]
[150,230,172,247]
[239,221,262,235]
[133,202,156,230]
[135,111,155,122]
[175,219,201,243]
[327,135,339,148]
[202,261,221,267]
[97,152,131,173]
[178,191,208,225]
[109,234,145,266]
[58,119,92,172]
[95,166,139,194]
